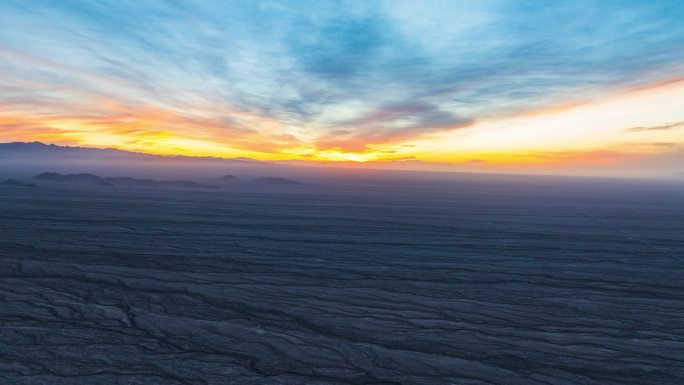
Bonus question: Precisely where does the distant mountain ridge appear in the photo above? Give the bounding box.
[0,142,266,164]
[33,172,216,189]
[22,172,307,189]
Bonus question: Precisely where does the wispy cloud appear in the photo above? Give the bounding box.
[1,0,684,166]
[624,121,684,133]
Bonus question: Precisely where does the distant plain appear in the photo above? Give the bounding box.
[1,174,683,384]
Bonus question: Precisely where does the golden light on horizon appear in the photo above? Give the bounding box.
[2,77,684,174]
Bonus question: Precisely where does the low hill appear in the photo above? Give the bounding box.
[253,177,305,185]
[34,172,113,186]
[2,179,36,188]
[33,172,215,189]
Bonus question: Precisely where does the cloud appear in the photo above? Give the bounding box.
[624,121,684,133]
[1,0,684,162]
[288,13,390,78]
[315,102,473,152]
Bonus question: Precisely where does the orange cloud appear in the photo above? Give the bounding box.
[0,94,308,158]
[3,59,684,175]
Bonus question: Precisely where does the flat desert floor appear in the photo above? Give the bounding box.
[1,177,683,384]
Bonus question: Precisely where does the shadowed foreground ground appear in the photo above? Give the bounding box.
[1,178,683,384]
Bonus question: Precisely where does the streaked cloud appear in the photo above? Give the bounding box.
[624,121,684,133]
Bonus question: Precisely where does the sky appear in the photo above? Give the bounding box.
[1,0,684,176]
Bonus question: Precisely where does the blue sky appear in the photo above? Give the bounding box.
[1,0,684,174]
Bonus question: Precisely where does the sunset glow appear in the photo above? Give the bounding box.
[1,1,684,175]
